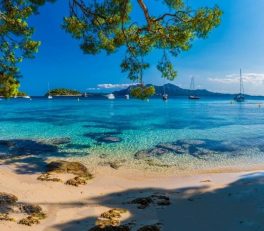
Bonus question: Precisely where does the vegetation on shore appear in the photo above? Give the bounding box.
[46,88,81,96]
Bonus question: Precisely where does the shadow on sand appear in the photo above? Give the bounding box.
[40,172,264,231]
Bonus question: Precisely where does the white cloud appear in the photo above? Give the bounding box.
[208,73,264,85]
[97,83,139,89]
[86,88,100,91]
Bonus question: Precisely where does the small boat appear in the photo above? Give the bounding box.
[188,77,200,100]
[125,94,130,100]
[162,84,168,101]
[83,92,88,98]
[162,94,168,101]
[188,95,200,100]
[234,69,245,102]
[105,93,115,100]
[23,96,31,99]
[47,82,53,99]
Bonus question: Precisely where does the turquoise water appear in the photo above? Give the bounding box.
[1,97,264,172]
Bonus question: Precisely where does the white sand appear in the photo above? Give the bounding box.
[0,162,264,231]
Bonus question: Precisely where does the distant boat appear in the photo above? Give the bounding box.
[83,92,88,98]
[162,94,168,101]
[188,77,200,100]
[47,82,53,99]
[23,96,31,99]
[105,93,115,100]
[125,94,130,100]
[162,84,168,101]
[234,69,245,102]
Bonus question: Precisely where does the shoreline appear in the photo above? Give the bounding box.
[1,159,264,230]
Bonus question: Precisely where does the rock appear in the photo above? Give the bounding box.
[46,160,93,179]
[130,195,170,209]
[109,162,121,170]
[0,213,15,222]
[130,197,153,209]
[100,208,128,220]
[93,208,129,230]
[96,218,120,228]
[0,192,18,204]
[99,160,126,170]
[18,216,40,226]
[137,225,161,231]
[65,176,88,187]
[37,173,62,182]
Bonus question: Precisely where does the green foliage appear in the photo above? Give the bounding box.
[0,0,54,98]
[157,52,177,80]
[47,88,81,96]
[0,0,222,100]
[130,85,155,100]
[16,91,27,97]
[64,0,222,99]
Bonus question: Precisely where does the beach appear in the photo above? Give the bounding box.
[1,158,264,231]
[1,98,264,230]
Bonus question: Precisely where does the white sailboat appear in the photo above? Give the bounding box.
[234,69,245,102]
[188,77,200,100]
[23,95,31,99]
[162,84,168,101]
[125,94,130,100]
[105,93,115,100]
[47,82,53,99]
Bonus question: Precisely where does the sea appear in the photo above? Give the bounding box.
[1,96,264,173]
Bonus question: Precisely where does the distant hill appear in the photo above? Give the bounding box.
[113,83,228,97]
[113,83,263,99]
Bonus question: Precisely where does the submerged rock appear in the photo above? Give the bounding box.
[137,225,161,231]
[48,137,71,145]
[99,160,126,170]
[0,139,58,158]
[97,136,122,143]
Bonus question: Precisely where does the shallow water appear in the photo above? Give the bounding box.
[1,97,264,172]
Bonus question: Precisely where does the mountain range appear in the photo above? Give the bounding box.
[113,83,262,98]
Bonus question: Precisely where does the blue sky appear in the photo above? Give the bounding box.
[20,0,264,96]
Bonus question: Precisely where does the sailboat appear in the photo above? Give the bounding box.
[125,94,130,100]
[47,82,53,99]
[105,93,115,100]
[162,84,168,101]
[234,69,245,102]
[188,77,200,100]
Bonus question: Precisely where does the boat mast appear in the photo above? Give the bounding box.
[240,69,244,95]
[190,77,195,91]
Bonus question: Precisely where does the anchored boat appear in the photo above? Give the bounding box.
[188,77,200,100]
[234,69,245,102]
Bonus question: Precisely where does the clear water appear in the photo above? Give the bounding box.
[1,97,264,172]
